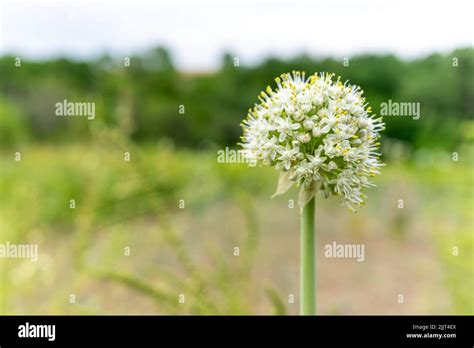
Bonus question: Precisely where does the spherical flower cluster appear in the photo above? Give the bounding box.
[240,71,385,211]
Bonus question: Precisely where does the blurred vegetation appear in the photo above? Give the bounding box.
[0,47,473,152]
[0,47,473,314]
[0,139,472,314]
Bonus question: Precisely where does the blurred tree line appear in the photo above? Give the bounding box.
[0,47,473,151]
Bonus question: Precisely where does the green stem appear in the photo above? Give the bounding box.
[300,197,316,315]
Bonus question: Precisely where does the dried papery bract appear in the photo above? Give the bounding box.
[240,71,384,314]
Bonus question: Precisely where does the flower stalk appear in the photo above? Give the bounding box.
[300,197,315,315]
[239,71,384,316]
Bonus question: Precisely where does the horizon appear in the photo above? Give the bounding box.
[1,46,471,74]
[1,0,472,71]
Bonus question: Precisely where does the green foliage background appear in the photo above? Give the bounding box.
[1,47,473,151]
[0,47,473,315]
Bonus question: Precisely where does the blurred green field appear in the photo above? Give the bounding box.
[1,131,472,314]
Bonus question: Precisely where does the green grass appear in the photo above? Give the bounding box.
[0,138,472,314]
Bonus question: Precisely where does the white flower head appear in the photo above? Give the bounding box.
[240,71,385,211]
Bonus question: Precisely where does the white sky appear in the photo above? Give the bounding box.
[0,0,472,71]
